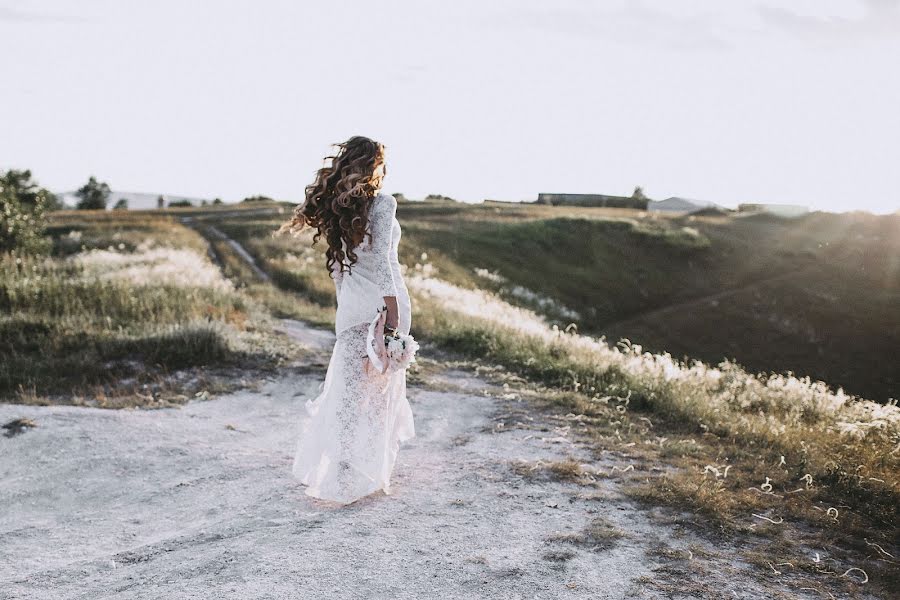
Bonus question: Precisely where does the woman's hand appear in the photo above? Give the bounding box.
[383,295,399,331]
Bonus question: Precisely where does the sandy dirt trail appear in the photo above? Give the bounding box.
[0,322,849,599]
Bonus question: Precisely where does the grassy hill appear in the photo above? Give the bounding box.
[146,199,897,401]
[3,202,898,592]
[150,198,897,401]
[391,202,900,402]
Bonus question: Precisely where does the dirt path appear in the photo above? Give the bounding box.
[179,217,271,282]
[1,319,860,599]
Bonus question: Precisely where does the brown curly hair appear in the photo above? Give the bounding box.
[278,136,387,275]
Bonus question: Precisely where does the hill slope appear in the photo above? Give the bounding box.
[390,202,899,401]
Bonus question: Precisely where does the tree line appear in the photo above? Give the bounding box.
[2,170,122,254]
[0,170,197,254]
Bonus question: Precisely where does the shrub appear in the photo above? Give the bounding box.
[0,169,52,254]
[75,176,111,210]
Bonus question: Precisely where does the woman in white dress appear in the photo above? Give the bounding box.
[279,136,415,505]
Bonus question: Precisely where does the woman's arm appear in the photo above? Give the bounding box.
[369,194,399,329]
[383,295,399,331]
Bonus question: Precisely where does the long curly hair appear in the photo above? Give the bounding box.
[278,136,386,275]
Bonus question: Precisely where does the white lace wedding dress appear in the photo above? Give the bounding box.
[292,191,416,504]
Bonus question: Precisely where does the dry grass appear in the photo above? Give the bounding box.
[502,377,900,595]
[47,210,209,256]
[404,276,899,595]
[184,218,335,328]
[0,214,299,403]
[546,517,624,551]
[541,549,576,566]
[510,458,587,483]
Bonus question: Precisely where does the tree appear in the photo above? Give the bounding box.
[75,176,110,210]
[631,186,647,201]
[167,199,193,207]
[157,195,165,209]
[113,198,129,210]
[392,193,407,203]
[242,195,273,203]
[0,169,52,254]
[0,169,62,211]
[44,191,65,211]
[213,198,224,205]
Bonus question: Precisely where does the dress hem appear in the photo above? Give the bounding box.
[294,428,416,505]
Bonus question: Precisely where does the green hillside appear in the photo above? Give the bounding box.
[169,199,898,401]
[16,201,895,404]
[391,202,899,401]
[161,200,896,401]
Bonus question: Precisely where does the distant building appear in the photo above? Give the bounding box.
[536,193,648,210]
[738,203,809,218]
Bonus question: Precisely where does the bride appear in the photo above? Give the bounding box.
[279,135,415,505]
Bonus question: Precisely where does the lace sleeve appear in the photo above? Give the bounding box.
[368,194,398,297]
[332,267,343,298]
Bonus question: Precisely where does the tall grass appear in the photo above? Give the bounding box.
[407,270,900,575]
[47,210,209,256]
[0,250,250,395]
[197,220,335,327]
[0,213,285,398]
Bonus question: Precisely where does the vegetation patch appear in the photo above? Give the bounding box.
[404,274,898,595]
[0,215,295,402]
[510,458,587,483]
[546,517,624,551]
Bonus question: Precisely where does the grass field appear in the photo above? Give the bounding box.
[1,211,299,406]
[2,199,898,593]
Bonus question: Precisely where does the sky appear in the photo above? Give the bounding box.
[1,0,898,213]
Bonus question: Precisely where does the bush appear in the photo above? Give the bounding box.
[0,169,52,254]
[76,176,111,210]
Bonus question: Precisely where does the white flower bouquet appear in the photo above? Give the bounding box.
[365,307,420,374]
[383,332,419,371]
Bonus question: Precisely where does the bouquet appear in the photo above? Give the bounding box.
[383,332,419,371]
[365,307,419,374]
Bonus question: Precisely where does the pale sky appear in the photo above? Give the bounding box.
[1,0,899,212]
